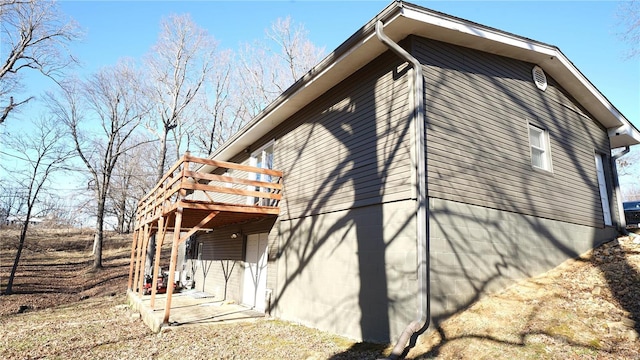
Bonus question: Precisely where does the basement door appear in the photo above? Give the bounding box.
[242,233,268,312]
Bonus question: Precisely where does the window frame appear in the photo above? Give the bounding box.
[527,122,553,172]
[247,140,275,205]
[594,152,613,226]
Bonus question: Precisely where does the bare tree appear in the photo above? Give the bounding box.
[191,49,239,156]
[236,17,325,121]
[266,17,326,91]
[48,61,148,269]
[0,184,27,223]
[107,136,156,233]
[0,0,80,124]
[107,149,136,234]
[143,13,217,182]
[2,116,73,294]
[617,148,640,177]
[617,0,640,59]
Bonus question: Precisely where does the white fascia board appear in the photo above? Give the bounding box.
[401,6,557,57]
[609,124,640,148]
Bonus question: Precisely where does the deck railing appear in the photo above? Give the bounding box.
[135,153,283,230]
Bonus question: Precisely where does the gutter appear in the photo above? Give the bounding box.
[375,18,429,359]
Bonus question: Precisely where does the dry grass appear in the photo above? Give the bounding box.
[1,228,639,359]
[406,234,640,359]
[0,228,382,359]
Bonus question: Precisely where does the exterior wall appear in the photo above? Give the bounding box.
[412,36,620,326]
[188,218,277,305]
[414,36,618,228]
[187,34,622,345]
[189,48,416,342]
[262,49,416,342]
[187,230,243,300]
[268,50,414,220]
[429,197,617,322]
[275,200,417,343]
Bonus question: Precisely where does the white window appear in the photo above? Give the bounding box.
[528,124,552,171]
[248,141,274,206]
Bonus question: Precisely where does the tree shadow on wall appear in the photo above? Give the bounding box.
[272,50,415,343]
[400,36,635,358]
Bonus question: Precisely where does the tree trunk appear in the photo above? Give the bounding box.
[93,196,105,269]
[157,130,168,183]
[117,197,126,233]
[149,130,169,278]
[4,220,30,295]
[125,209,134,234]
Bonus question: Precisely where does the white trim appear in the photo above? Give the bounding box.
[594,153,613,226]
[528,123,553,172]
[246,140,275,206]
[401,7,558,57]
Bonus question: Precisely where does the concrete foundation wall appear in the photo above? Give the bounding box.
[429,197,618,324]
[273,200,418,343]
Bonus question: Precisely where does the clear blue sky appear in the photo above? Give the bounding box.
[4,1,639,206]
[11,1,639,128]
[46,0,637,125]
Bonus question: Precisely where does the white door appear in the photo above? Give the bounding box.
[595,153,612,226]
[243,233,268,311]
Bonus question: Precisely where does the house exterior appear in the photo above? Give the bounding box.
[135,1,640,348]
[4,216,44,227]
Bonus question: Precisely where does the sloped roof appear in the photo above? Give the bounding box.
[211,0,639,163]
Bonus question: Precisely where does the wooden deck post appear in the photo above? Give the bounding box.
[162,208,183,324]
[163,156,188,324]
[133,223,149,295]
[127,229,139,290]
[150,215,167,308]
[137,224,153,297]
[132,225,145,294]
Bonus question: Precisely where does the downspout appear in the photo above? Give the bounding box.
[375,20,429,359]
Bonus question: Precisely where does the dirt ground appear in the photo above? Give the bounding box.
[1,228,639,359]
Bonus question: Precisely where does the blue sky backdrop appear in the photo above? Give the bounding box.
[3,0,639,206]
[12,1,638,128]
[51,0,637,123]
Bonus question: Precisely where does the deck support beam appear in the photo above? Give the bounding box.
[163,208,183,324]
[127,229,139,290]
[132,224,148,294]
[137,225,153,297]
[150,215,169,308]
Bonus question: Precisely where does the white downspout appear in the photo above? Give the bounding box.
[375,20,429,359]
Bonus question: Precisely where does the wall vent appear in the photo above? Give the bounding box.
[532,66,547,91]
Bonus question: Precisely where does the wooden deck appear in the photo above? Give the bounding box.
[126,153,282,326]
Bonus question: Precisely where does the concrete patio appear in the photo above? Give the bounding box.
[127,289,264,332]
